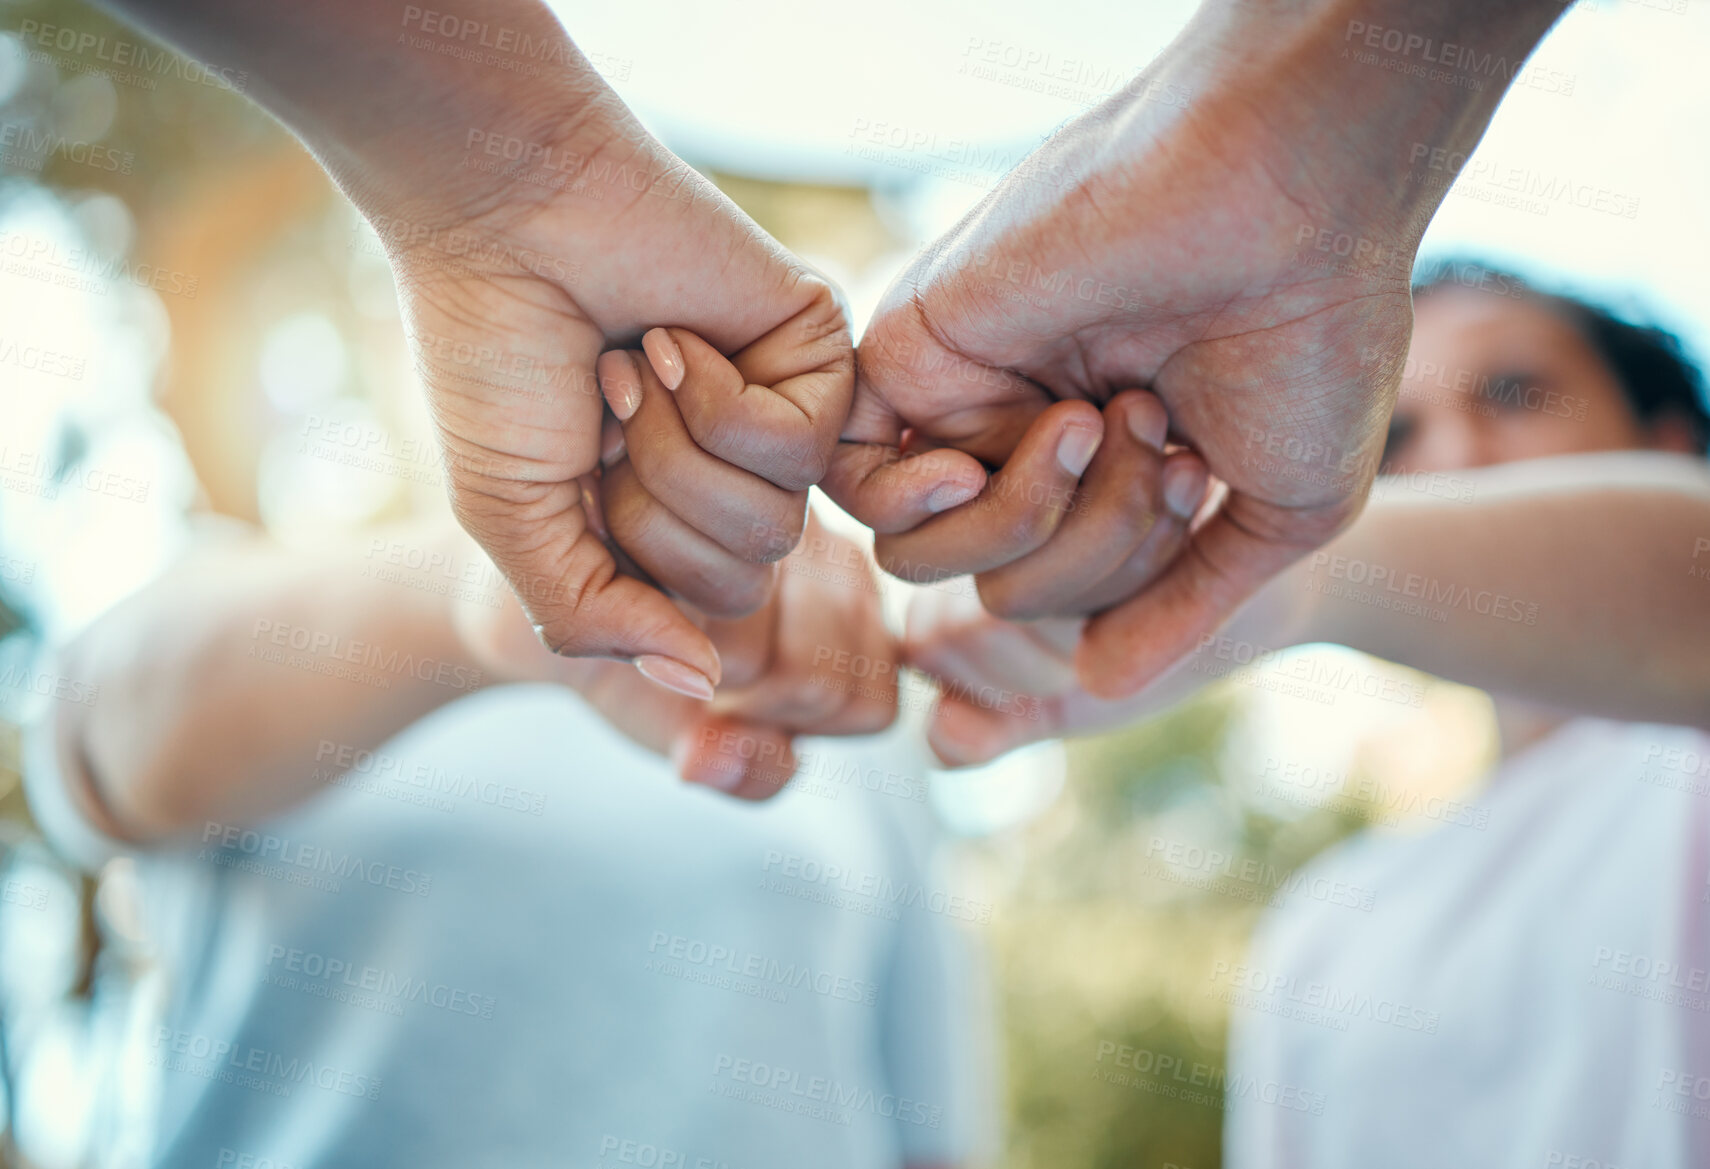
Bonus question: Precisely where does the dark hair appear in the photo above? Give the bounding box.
[1412,259,1710,450]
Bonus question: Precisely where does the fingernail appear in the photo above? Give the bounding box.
[642,328,685,391]
[600,417,626,467]
[1164,461,1208,518]
[925,479,981,513]
[671,737,746,791]
[1126,399,1168,451]
[634,654,716,701]
[690,758,748,793]
[1056,424,1102,476]
[599,352,642,421]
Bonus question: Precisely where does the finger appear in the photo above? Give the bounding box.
[717,569,898,739]
[819,442,988,534]
[928,694,1057,769]
[904,589,1080,701]
[873,400,1105,585]
[402,270,722,699]
[599,349,807,562]
[671,716,798,801]
[1066,448,1209,614]
[972,391,1192,619]
[653,283,854,491]
[701,595,780,690]
[601,459,780,619]
[1076,494,1335,698]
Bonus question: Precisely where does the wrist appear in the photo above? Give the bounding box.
[1163,0,1567,249]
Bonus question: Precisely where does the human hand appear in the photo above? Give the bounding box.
[454,510,897,800]
[828,5,1513,700]
[363,60,850,701]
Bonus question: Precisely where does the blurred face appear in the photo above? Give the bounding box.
[1382,289,1661,474]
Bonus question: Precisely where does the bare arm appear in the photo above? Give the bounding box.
[1281,452,1710,729]
[908,452,1710,765]
[50,524,485,843]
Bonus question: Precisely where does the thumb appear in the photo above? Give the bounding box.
[397,261,720,699]
[449,470,722,699]
[1076,494,1331,699]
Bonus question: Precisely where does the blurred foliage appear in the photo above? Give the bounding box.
[984,688,1373,1169]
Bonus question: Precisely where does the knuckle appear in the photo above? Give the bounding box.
[736,497,808,563]
[975,575,1048,622]
[695,564,776,620]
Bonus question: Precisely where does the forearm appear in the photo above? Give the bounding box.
[90,0,626,220]
[55,525,484,843]
[1282,453,1710,727]
[1173,0,1569,245]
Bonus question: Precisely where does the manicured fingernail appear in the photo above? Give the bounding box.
[925,479,981,513]
[691,758,748,792]
[1056,424,1102,476]
[600,416,626,467]
[1164,460,1209,518]
[599,351,642,421]
[642,328,685,391]
[634,654,716,701]
[1126,398,1168,451]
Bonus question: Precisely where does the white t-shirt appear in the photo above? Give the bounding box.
[1226,718,1710,1169]
[26,684,993,1169]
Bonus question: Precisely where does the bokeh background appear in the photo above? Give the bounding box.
[0,0,1705,1165]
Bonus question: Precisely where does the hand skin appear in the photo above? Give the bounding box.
[832,0,1568,701]
[907,453,1710,767]
[91,0,853,698]
[44,511,897,847]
